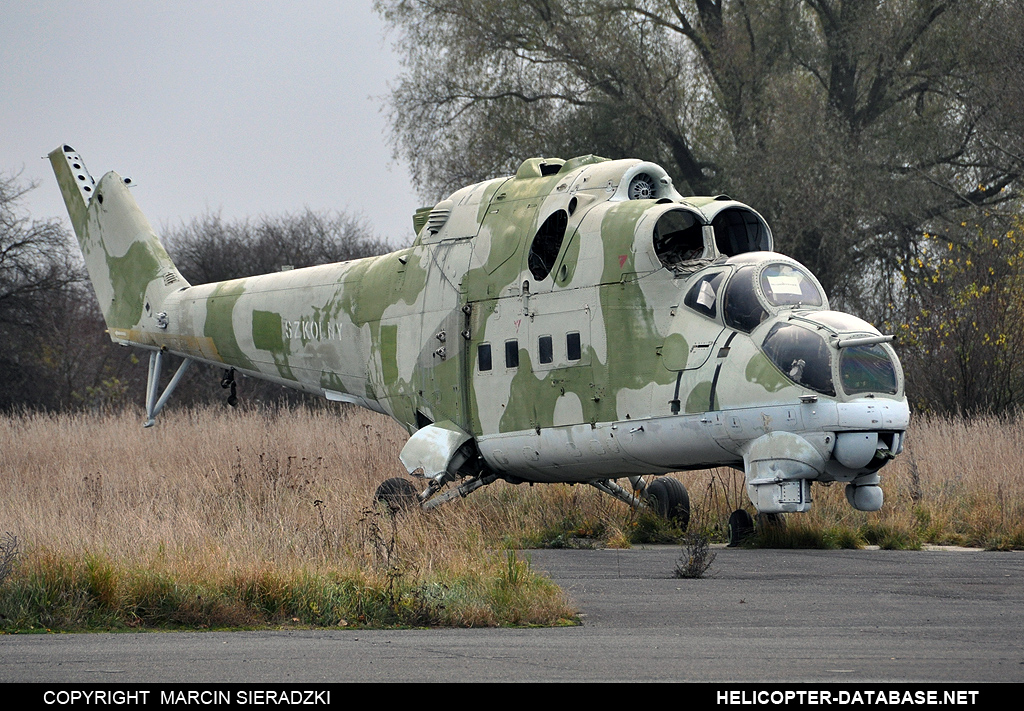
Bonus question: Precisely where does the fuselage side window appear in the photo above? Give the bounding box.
[539,335,553,364]
[684,271,726,319]
[478,343,492,372]
[566,332,582,361]
[505,339,520,369]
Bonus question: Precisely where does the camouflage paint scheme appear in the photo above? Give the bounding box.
[51,146,909,515]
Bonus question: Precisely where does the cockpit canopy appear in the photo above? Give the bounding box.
[683,254,829,333]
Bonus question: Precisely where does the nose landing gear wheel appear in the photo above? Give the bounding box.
[728,509,755,547]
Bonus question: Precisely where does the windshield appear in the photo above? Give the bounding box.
[762,323,835,396]
[840,345,898,395]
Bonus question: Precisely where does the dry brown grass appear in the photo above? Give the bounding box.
[1,406,1021,630]
[0,405,575,629]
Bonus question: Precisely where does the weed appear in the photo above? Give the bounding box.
[628,511,683,544]
[500,550,529,589]
[675,531,716,578]
[3,407,1023,629]
[860,522,921,550]
[821,526,865,549]
[0,532,19,586]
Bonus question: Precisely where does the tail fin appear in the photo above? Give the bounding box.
[49,145,190,344]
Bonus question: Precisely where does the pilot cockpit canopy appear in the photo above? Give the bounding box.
[721,256,829,332]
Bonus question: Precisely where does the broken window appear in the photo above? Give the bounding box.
[528,210,569,281]
[653,209,705,267]
[712,208,770,256]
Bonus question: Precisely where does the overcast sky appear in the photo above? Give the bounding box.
[1,1,422,246]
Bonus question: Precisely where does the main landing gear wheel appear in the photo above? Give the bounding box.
[646,477,690,531]
[374,477,418,514]
[728,509,755,547]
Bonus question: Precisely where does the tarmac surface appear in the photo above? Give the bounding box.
[2,545,1022,683]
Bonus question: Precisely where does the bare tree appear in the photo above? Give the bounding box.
[0,172,83,410]
[165,209,392,284]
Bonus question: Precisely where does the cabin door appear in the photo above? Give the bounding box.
[418,238,473,430]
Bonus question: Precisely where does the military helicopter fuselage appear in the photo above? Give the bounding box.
[51,147,908,523]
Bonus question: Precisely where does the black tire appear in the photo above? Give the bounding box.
[646,477,690,531]
[728,509,755,547]
[374,477,419,513]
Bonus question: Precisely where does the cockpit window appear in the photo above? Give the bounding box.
[712,208,770,256]
[653,209,704,268]
[840,345,898,395]
[684,271,726,318]
[723,266,768,332]
[762,323,835,396]
[760,264,823,307]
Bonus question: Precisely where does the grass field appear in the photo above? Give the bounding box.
[1,405,1021,631]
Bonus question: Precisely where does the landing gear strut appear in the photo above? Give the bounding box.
[221,368,238,407]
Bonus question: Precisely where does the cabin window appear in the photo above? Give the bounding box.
[653,209,704,268]
[478,343,492,372]
[528,210,569,281]
[712,208,770,256]
[840,345,897,395]
[505,340,519,369]
[684,271,726,318]
[539,335,553,364]
[566,332,582,361]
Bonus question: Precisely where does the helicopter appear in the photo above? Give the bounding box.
[51,145,908,542]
